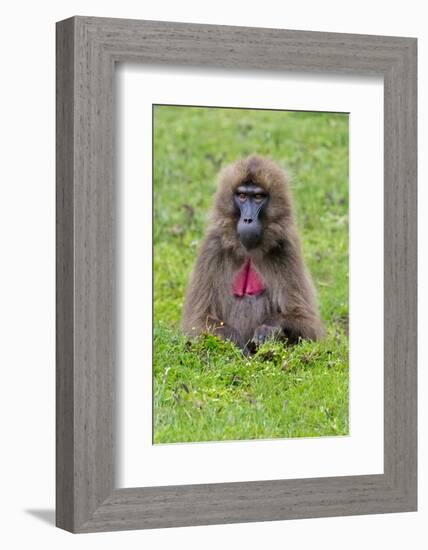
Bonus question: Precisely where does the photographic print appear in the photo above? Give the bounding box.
[56,18,416,531]
[153,104,349,444]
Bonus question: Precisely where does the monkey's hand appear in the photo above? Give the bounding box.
[206,316,243,346]
[251,323,282,348]
[214,323,243,344]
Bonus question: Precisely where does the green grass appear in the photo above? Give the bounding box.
[153,105,349,444]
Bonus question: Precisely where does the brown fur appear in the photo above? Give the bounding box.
[181,155,324,350]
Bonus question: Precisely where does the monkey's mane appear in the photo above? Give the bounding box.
[208,155,298,255]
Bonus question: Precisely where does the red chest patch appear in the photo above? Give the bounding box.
[232,259,265,297]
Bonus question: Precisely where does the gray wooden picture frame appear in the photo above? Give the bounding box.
[56,16,417,533]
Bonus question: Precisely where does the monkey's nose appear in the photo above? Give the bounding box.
[243,218,253,224]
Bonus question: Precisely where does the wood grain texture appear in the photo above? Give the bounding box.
[56,16,417,533]
[56,17,75,532]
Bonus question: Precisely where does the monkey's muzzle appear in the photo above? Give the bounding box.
[234,182,268,250]
[237,219,262,249]
[237,202,263,250]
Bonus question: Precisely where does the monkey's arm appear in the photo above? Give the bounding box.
[183,308,243,348]
[252,269,325,347]
[181,239,244,346]
[252,305,323,346]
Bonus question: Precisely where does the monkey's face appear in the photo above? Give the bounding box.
[234,182,269,250]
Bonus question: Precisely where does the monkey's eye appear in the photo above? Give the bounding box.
[237,193,247,202]
[254,194,265,202]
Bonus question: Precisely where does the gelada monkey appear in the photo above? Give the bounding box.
[182,155,324,353]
